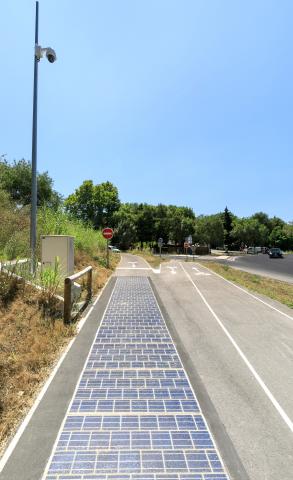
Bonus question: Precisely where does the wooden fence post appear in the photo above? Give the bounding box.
[64,277,72,324]
[87,267,92,302]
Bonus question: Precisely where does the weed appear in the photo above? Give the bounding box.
[38,258,63,321]
[0,263,21,306]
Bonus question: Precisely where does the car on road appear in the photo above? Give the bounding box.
[268,247,283,258]
[108,245,121,253]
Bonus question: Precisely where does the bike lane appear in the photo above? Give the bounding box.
[42,276,229,480]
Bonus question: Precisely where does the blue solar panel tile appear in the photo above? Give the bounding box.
[44,277,229,480]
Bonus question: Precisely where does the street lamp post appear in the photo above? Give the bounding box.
[30,1,57,273]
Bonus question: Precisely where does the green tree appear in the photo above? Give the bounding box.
[65,180,120,229]
[136,204,156,247]
[0,158,61,207]
[223,206,233,249]
[232,217,268,246]
[269,224,293,250]
[112,204,138,249]
[194,214,224,247]
[168,206,195,244]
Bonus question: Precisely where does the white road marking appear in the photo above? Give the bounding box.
[198,262,293,322]
[167,266,177,274]
[192,266,211,276]
[148,278,230,480]
[128,261,137,268]
[180,262,293,434]
[0,273,114,473]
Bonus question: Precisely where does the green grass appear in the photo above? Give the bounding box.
[200,261,293,309]
[38,207,106,257]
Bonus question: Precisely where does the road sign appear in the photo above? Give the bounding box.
[102,227,113,240]
[158,238,163,245]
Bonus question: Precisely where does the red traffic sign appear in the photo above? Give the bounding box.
[102,227,113,240]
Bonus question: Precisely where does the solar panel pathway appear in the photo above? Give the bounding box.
[43,276,229,480]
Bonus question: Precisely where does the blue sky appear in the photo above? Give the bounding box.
[1,1,293,220]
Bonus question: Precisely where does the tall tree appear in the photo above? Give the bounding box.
[65,180,120,229]
[223,206,233,249]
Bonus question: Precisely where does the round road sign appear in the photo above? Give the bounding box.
[102,227,114,240]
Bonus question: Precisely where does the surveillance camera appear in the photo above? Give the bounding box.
[46,47,57,63]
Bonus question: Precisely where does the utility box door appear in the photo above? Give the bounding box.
[41,235,74,276]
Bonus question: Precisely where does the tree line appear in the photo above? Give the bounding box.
[1,158,293,251]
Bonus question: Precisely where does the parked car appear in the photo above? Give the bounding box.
[268,248,283,258]
[247,246,261,254]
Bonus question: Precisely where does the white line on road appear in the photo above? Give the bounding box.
[192,266,211,276]
[128,261,138,268]
[180,262,293,434]
[198,262,293,322]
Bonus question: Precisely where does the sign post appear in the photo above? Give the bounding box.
[158,238,163,257]
[184,241,189,261]
[102,227,114,268]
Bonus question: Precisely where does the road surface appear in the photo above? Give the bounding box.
[211,253,293,284]
[152,257,293,480]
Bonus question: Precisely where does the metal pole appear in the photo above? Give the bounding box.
[107,239,109,268]
[30,1,39,274]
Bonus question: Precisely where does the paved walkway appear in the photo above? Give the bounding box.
[42,276,229,480]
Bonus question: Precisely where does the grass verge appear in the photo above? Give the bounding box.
[199,261,293,309]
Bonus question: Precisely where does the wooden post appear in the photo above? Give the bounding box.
[64,277,72,324]
[87,267,92,302]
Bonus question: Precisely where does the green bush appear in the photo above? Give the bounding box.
[37,207,106,256]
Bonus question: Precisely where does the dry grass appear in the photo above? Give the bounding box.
[130,249,166,268]
[0,250,119,456]
[0,285,74,454]
[75,249,120,295]
[199,261,293,309]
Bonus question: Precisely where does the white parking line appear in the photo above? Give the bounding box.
[180,262,293,434]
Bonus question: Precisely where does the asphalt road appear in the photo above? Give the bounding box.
[149,258,293,480]
[212,253,293,284]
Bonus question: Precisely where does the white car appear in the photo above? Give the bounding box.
[108,245,120,253]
